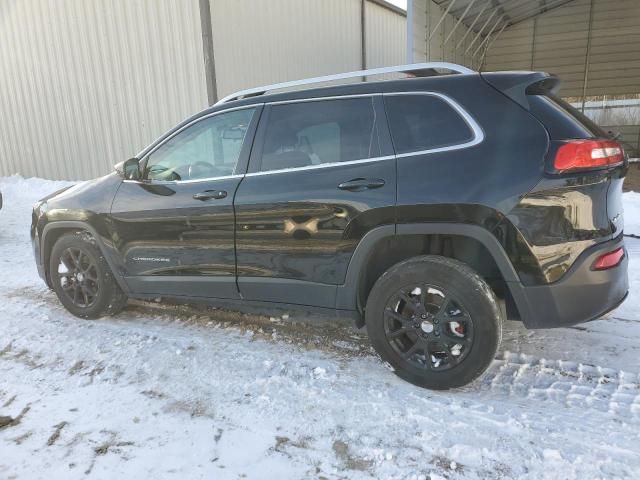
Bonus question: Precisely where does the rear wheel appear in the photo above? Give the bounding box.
[49,233,127,319]
[365,255,502,389]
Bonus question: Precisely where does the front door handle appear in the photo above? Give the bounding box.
[337,178,385,192]
[193,190,227,201]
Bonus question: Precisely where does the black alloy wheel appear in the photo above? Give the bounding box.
[56,247,100,308]
[384,284,474,371]
[49,233,128,319]
[366,255,502,390]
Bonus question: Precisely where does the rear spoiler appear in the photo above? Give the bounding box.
[480,71,561,110]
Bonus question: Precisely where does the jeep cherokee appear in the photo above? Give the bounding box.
[31,63,628,389]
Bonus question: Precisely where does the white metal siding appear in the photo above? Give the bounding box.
[210,0,363,99]
[484,0,640,98]
[0,0,208,181]
[366,1,407,70]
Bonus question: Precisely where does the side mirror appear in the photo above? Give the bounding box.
[115,157,141,180]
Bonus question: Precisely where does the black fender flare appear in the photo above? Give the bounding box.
[41,221,130,293]
[336,222,525,318]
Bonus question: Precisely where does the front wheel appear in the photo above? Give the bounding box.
[49,233,128,319]
[365,255,502,390]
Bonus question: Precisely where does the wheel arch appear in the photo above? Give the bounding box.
[41,221,129,293]
[336,223,524,327]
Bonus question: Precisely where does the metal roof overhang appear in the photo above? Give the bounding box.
[432,0,578,34]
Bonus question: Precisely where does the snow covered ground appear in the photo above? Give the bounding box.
[1,175,639,480]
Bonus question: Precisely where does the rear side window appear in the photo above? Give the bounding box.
[385,94,474,154]
[259,97,379,172]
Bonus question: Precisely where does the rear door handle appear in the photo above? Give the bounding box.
[337,178,385,192]
[193,190,227,201]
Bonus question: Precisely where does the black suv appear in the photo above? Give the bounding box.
[31,63,628,389]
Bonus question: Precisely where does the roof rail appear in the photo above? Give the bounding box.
[215,62,475,105]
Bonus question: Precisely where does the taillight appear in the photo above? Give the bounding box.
[592,247,625,271]
[553,139,624,172]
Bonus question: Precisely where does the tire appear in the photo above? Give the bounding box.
[365,255,502,390]
[49,232,128,319]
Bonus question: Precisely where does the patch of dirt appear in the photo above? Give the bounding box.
[332,439,372,472]
[85,431,134,475]
[47,421,68,446]
[0,343,12,356]
[11,431,33,445]
[274,435,310,456]
[68,360,85,376]
[0,405,30,430]
[162,399,212,419]
[141,390,167,400]
[432,455,464,474]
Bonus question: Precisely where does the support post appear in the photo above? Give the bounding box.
[361,0,367,80]
[199,0,217,105]
[581,0,595,112]
[407,0,414,63]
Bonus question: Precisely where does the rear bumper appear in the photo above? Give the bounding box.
[509,235,628,329]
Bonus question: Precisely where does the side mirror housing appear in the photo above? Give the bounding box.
[115,157,141,180]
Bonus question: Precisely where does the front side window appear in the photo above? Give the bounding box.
[144,107,256,181]
[259,97,379,172]
[385,94,474,155]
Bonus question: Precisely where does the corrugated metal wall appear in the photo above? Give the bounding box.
[366,1,407,70]
[209,0,363,99]
[0,0,208,180]
[410,0,475,68]
[0,0,407,180]
[484,0,640,98]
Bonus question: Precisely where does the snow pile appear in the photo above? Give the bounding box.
[624,190,640,236]
[0,176,639,479]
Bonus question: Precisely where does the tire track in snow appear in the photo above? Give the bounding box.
[476,351,640,419]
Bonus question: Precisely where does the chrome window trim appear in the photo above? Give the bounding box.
[383,91,485,158]
[245,155,395,177]
[246,91,484,177]
[123,174,244,185]
[127,91,484,183]
[131,104,261,185]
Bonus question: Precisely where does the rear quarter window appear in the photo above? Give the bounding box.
[384,94,475,154]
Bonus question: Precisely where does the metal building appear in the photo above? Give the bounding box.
[0,0,406,180]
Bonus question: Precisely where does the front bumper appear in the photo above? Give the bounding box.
[31,219,49,285]
[509,235,628,329]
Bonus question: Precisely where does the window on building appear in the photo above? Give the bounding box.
[259,97,379,172]
[385,94,474,154]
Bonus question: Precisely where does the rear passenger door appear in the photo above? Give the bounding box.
[233,95,396,308]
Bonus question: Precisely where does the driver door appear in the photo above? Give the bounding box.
[110,105,261,299]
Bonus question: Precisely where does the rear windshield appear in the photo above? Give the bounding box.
[529,94,608,139]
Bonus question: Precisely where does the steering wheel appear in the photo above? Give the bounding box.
[188,161,218,180]
[147,164,181,181]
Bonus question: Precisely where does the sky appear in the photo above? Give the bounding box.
[386,0,407,10]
